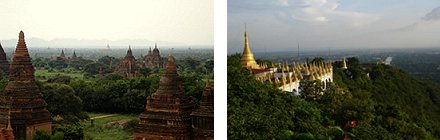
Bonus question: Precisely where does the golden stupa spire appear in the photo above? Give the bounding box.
[305,64,311,75]
[288,72,293,91]
[268,73,272,83]
[281,71,286,91]
[292,70,298,82]
[314,72,320,81]
[318,69,324,79]
[298,70,303,80]
[240,27,259,69]
[310,72,316,81]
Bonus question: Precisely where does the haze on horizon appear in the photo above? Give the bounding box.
[0,0,213,48]
[228,0,440,54]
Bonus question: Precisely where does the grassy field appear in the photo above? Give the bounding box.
[35,69,84,80]
[82,113,139,140]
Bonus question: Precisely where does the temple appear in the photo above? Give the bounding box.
[71,51,78,60]
[58,49,66,60]
[142,43,163,68]
[191,79,214,140]
[0,43,9,73]
[134,54,194,140]
[0,31,52,140]
[240,30,336,94]
[240,31,260,69]
[116,46,138,77]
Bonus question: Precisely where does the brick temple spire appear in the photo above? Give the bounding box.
[134,54,194,140]
[0,42,9,73]
[115,45,137,77]
[191,79,214,139]
[0,31,52,140]
[142,43,163,68]
[60,49,65,59]
[9,31,35,81]
[72,50,77,59]
[127,45,133,57]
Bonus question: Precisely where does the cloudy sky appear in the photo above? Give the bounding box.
[228,0,440,53]
[0,0,213,47]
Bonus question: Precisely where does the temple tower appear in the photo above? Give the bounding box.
[116,46,138,77]
[59,49,66,59]
[0,43,9,73]
[71,51,78,60]
[142,43,164,68]
[240,31,259,69]
[191,79,214,140]
[0,31,52,140]
[134,54,193,140]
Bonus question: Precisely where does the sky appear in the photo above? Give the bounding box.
[0,0,213,47]
[228,0,440,53]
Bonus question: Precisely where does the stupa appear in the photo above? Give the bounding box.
[134,54,193,140]
[0,43,9,73]
[191,79,214,140]
[240,31,260,69]
[0,31,52,140]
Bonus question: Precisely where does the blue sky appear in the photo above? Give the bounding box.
[228,0,440,53]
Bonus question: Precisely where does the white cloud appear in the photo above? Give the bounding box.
[274,0,378,27]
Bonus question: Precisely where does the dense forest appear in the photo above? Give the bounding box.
[228,54,440,139]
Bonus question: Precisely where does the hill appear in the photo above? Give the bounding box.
[227,54,440,139]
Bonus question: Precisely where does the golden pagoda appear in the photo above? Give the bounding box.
[240,31,260,69]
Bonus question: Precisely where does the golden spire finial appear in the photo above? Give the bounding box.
[288,72,293,91]
[281,72,286,91]
[240,27,259,69]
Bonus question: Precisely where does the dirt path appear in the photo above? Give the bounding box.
[91,114,117,119]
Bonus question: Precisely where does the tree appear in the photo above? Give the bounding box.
[83,62,107,78]
[46,75,72,84]
[204,59,214,73]
[120,89,147,113]
[228,54,326,139]
[41,83,87,124]
[32,130,51,140]
[299,79,324,101]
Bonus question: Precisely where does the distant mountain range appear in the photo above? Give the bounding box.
[0,38,210,49]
